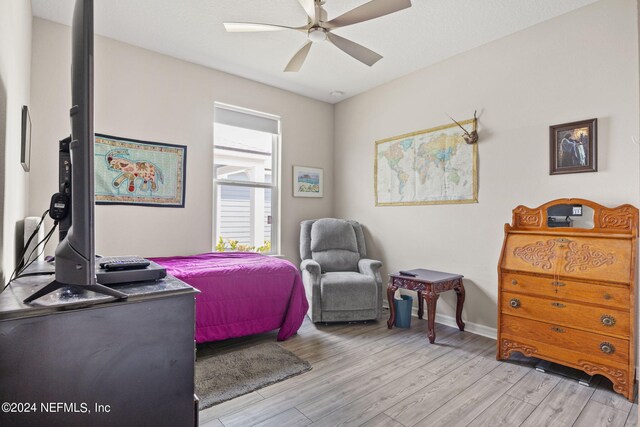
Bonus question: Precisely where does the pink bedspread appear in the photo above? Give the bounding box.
[150,252,308,343]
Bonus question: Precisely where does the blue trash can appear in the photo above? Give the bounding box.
[394,295,413,328]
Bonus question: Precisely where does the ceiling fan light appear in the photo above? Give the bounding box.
[308,27,327,43]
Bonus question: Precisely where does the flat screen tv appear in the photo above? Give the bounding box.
[24,0,126,302]
[55,0,96,286]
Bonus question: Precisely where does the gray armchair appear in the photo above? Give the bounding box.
[299,218,383,323]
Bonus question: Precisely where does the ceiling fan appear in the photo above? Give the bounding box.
[223,0,412,72]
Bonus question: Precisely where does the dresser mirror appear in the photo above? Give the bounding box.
[546,203,594,228]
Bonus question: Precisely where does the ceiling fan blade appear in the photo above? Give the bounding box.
[223,22,304,32]
[325,0,412,29]
[297,0,317,23]
[284,41,313,72]
[327,33,382,67]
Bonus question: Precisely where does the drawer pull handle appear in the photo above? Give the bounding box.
[552,281,566,287]
[551,302,566,308]
[600,342,615,354]
[555,238,571,243]
[511,279,518,285]
[601,315,616,327]
[550,326,565,333]
[603,293,612,300]
[509,298,521,309]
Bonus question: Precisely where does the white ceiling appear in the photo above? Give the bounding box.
[31,0,598,104]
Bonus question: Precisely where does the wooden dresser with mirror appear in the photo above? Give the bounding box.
[497,198,638,401]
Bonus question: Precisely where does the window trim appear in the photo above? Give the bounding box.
[212,106,281,255]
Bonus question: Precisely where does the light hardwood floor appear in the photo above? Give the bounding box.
[198,311,638,427]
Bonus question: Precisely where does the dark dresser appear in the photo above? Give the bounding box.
[0,272,198,426]
[497,198,637,401]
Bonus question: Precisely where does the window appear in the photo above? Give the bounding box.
[213,104,280,254]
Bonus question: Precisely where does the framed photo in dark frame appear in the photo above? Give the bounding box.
[20,105,31,172]
[549,118,597,175]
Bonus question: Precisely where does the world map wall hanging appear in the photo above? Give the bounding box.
[374,119,478,206]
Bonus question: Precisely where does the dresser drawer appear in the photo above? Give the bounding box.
[502,272,629,310]
[501,292,629,338]
[500,315,629,366]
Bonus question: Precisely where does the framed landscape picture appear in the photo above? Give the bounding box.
[549,118,597,175]
[293,166,323,197]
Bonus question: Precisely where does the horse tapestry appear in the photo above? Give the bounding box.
[95,134,187,207]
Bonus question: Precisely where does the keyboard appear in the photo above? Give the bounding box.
[99,256,150,271]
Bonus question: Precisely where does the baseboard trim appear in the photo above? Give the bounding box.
[408,306,498,340]
[382,303,497,340]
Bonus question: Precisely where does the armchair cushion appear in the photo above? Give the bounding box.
[320,272,378,311]
[310,218,357,252]
[310,218,360,272]
[313,250,360,273]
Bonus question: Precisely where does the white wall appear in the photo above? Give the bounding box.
[0,0,32,282]
[334,0,640,333]
[29,18,333,262]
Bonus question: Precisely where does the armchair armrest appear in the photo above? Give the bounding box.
[359,258,384,321]
[300,259,322,322]
[358,258,382,278]
[300,259,321,278]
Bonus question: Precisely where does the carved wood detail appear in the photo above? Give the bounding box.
[513,240,557,270]
[564,242,615,273]
[391,277,460,293]
[392,278,427,292]
[513,239,616,273]
[598,206,635,231]
[577,360,628,395]
[501,339,538,358]
[513,206,542,228]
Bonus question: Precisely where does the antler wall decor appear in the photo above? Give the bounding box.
[448,110,478,144]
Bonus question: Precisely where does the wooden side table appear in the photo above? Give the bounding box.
[387,269,465,343]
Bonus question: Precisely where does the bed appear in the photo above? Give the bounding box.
[150,252,308,343]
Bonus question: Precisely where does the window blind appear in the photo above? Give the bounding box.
[214,105,280,135]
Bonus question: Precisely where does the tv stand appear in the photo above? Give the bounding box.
[1,273,198,426]
[23,279,128,303]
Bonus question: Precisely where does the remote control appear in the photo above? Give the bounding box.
[399,270,417,277]
[99,256,150,271]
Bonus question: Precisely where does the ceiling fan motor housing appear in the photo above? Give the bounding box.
[308,27,327,42]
